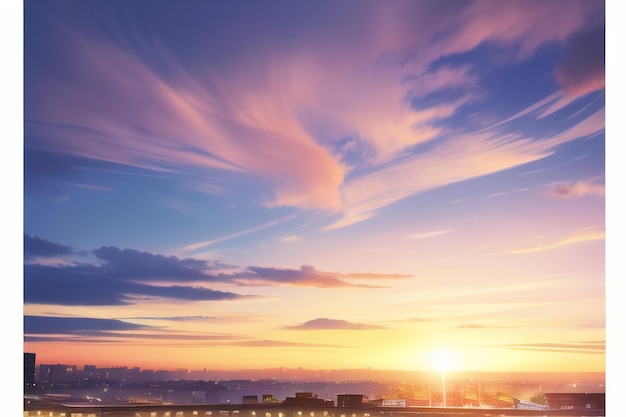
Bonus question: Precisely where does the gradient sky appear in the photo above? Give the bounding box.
[21,0,608,375]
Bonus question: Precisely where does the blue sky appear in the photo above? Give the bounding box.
[13,0,617,375]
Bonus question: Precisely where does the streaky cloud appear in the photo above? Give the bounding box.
[231,340,341,348]
[324,105,604,231]
[456,324,490,329]
[404,230,451,240]
[505,227,605,254]
[177,214,298,254]
[24,315,151,334]
[226,265,403,288]
[24,263,243,306]
[127,316,217,322]
[505,341,605,354]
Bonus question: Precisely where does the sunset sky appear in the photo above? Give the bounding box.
[20,0,610,376]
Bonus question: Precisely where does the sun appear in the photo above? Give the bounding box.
[432,347,457,372]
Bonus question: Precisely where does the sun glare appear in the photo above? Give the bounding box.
[432,348,456,372]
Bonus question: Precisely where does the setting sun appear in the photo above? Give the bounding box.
[432,348,457,373]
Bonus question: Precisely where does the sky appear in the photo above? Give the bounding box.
[18,0,612,376]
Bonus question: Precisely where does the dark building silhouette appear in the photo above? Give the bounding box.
[24,352,36,390]
[243,395,258,404]
[337,394,369,407]
[39,364,78,382]
[544,392,605,410]
[283,392,334,407]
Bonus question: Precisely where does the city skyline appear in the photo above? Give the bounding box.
[22,0,607,375]
[27,353,606,385]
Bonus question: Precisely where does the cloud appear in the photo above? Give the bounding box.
[404,230,451,240]
[177,214,298,254]
[66,182,113,192]
[505,227,605,254]
[543,179,605,199]
[24,10,347,212]
[24,235,410,305]
[504,341,605,354]
[127,316,217,322]
[387,317,434,323]
[279,235,302,243]
[92,246,221,281]
[24,235,244,306]
[323,103,604,230]
[229,340,340,348]
[226,265,409,288]
[24,0,603,218]
[24,263,243,306]
[283,318,385,331]
[24,315,151,334]
[456,324,490,329]
[433,0,603,60]
[554,28,605,98]
[24,233,74,259]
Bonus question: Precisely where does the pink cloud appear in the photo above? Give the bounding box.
[26,27,347,212]
[436,0,602,59]
[325,106,603,230]
[544,179,605,199]
[26,1,604,219]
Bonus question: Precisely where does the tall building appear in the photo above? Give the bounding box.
[24,352,36,390]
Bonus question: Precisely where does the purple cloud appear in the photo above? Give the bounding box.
[543,179,605,199]
[24,315,151,334]
[554,28,605,98]
[284,318,385,330]
[24,233,74,259]
[227,265,406,288]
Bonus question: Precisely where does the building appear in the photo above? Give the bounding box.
[38,364,78,382]
[24,353,36,390]
[544,392,605,410]
[337,394,368,408]
[283,392,334,407]
[243,395,259,404]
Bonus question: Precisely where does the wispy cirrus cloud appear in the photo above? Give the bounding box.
[127,316,217,322]
[404,230,452,240]
[283,318,385,331]
[24,0,603,220]
[455,324,491,329]
[433,0,602,59]
[505,227,605,254]
[177,214,298,254]
[323,104,604,231]
[504,341,605,354]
